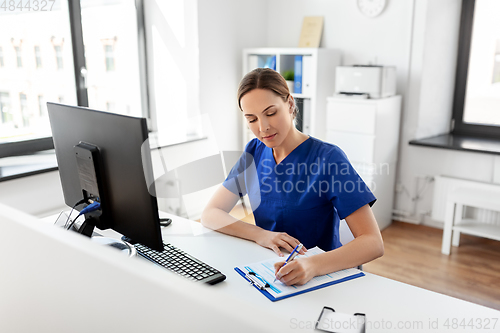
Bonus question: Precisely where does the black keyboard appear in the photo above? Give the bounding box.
[134,242,226,285]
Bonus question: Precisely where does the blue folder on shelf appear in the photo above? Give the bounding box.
[294,55,303,94]
[234,247,365,302]
[263,55,276,71]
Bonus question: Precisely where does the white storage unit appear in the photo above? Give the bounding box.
[326,96,402,230]
[241,48,342,148]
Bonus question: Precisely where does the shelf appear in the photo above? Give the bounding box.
[242,47,341,147]
[453,219,500,241]
[291,93,312,99]
[244,47,317,56]
[0,150,58,182]
[409,133,500,156]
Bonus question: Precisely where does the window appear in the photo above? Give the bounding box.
[452,0,500,137]
[106,101,115,112]
[34,46,42,69]
[0,0,147,155]
[0,0,201,163]
[38,95,45,117]
[104,44,115,71]
[81,0,143,117]
[0,92,12,127]
[54,45,63,70]
[19,93,28,127]
[0,5,76,154]
[148,0,201,137]
[490,40,500,93]
[15,46,22,68]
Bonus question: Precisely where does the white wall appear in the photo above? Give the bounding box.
[198,0,269,151]
[267,0,414,97]
[391,0,500,226]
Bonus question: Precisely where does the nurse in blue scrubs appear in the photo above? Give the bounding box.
[201,68,384,286]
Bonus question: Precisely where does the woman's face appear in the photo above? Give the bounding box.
[241,88,294,149]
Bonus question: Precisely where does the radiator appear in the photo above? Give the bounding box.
[432,175,500,224]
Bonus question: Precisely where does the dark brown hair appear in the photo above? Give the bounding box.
[237,68,298,118]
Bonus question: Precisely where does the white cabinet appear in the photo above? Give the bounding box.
[326,96,402,230]
[241,48,342,148]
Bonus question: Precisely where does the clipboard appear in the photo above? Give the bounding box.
[315,307,366,333]
[234,247,365,302]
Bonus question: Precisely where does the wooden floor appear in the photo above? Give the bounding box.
[364,221,500,310]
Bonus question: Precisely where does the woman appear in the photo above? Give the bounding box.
[201,68,383,286]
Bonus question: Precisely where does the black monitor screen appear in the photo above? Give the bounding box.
[47,103,163,251]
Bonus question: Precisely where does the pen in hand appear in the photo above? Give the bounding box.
[274,243,303,283]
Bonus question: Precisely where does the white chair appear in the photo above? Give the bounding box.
[339,219,364,270]
[339,219,355,245]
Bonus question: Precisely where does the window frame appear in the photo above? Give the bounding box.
[0,0,151,159]
[451,0,500,138]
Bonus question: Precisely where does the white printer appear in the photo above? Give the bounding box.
[335,65,396,99]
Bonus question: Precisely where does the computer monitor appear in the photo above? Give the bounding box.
[47,103,164,251]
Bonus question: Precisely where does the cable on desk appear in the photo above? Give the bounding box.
[66,201,101,231]
[62,198,87,229]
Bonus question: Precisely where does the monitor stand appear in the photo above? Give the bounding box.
[70,217,136,257]
[77,216,99,237]
[90,236,137,257]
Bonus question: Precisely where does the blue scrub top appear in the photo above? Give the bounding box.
[223,137,376,251]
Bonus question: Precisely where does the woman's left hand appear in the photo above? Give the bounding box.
[273,257,316,286]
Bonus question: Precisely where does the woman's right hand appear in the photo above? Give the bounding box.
[255,230,307,257]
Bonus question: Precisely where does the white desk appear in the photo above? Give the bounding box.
[39,211,500,332]
[118,212,499,333]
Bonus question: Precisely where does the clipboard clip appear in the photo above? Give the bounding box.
[246,271,270,290]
